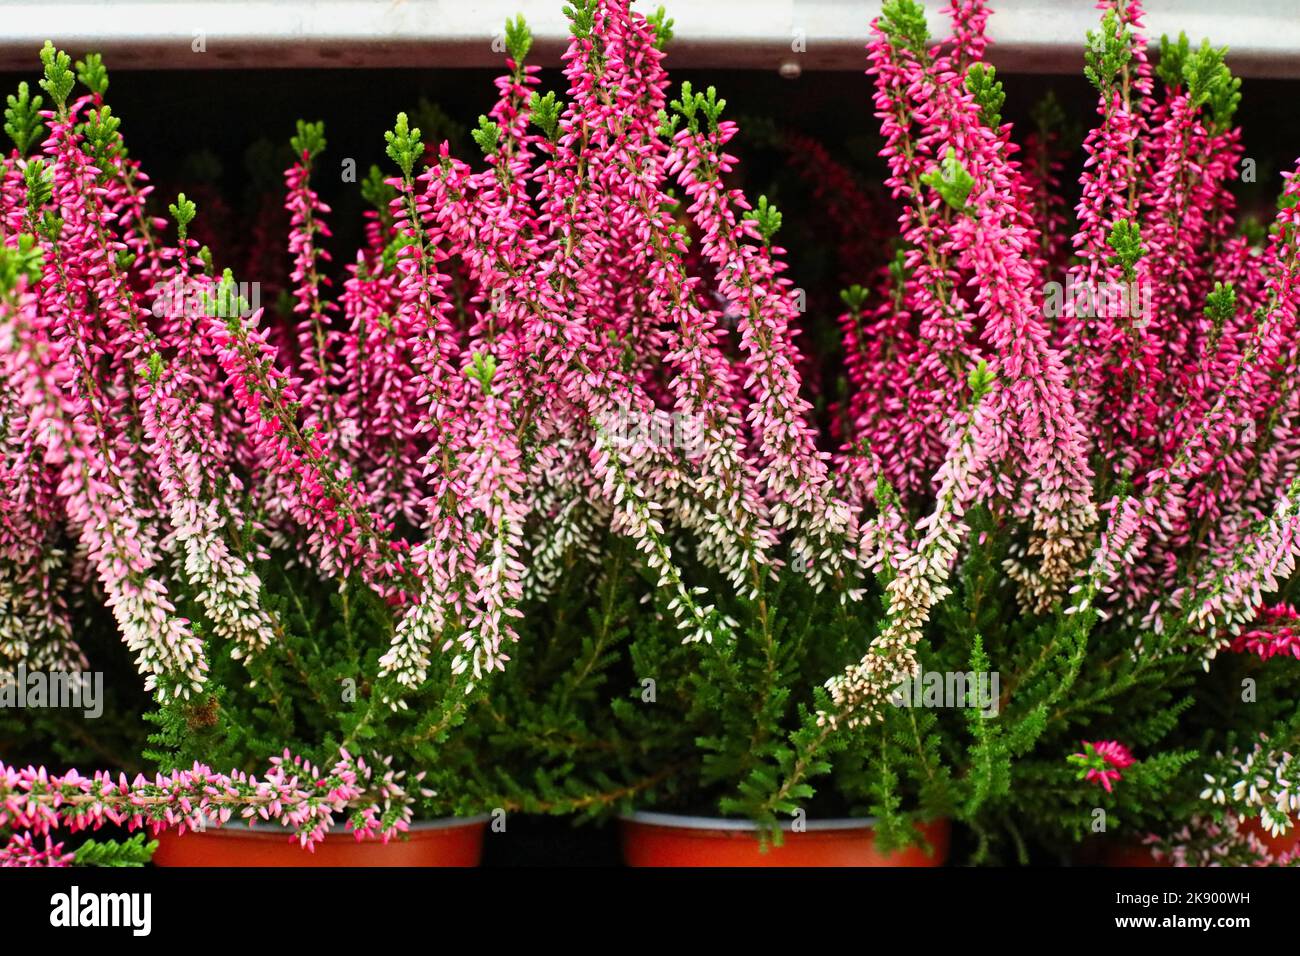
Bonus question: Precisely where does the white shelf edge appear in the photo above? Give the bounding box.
[1,1,1298,76]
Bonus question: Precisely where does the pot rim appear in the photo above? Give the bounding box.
[619,810,892,833]
[175,814,492,835]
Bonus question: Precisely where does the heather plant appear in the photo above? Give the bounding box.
[459,0,1300,865]
[0,1,880,859]
[822,0,1300,861]
[0,51,480,855]
[1,0,1299,869]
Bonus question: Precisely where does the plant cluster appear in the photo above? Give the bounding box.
[1,0,1298,866]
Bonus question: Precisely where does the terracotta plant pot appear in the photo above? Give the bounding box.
[152,817,489,867]
[619,812,950,867]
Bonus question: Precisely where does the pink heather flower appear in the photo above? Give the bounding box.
[10,2,1300,846]
[825,370,995,727]
[208,303,409,592]
[139,360,276,660]
[1061,11,1152,434]
[853,24,973,500]
[861,0,1097,613]
[1,279,207,699]
[0,374,81,671]
[945,0,991,70]
[669,89,858,591]
[0,831,74,867]
[1072,740,1136,793]
[339,259,423,527]
[0,750,413,852]
[285,146,345,443]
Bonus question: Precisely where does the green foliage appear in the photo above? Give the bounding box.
[670,82,726,134]
[143,559,482,817]
[1156,32,1191,89]
[1183,39,1240,128]
[290,119,326,163]
[360,164,397,216]
[1106,219,1144,278]
[504,15,532,65]
[74,833,157,867]
[75,52,109,97]
[887,245,910,291]
[471,115,502,155]
[920,146,975,213]
[655,108,679,139]
[967,358,994,400]
[203,267,248,321]
[5,82,44,156]
[879,0,930,54]
[744,195,782,244]
[380,233,415,273]
[964,64,1004,128]
[563,0,598,40]
[840,284,870,314]
[82,106,123,174]
[473,469,1257,862]
[144,351,165,385]
[1204,281,1237,330]
[384,112,424,181]
[37,209,63,242]
[646,7,675,50]
[466,351,497,391]
[529,91,562,142]
[0,233,43,290]
[1084,10,1133,94]
[38,41,75,112]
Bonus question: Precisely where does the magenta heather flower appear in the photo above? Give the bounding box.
[1071,739,1136,793]
[668,85,857,592]
[285,125,346,446]
[855,0,1096,615]
[209,300,408,590]
[1229,603,1300,661]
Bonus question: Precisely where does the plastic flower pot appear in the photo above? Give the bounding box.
[152,817,489,867]
[618,812,950,867]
